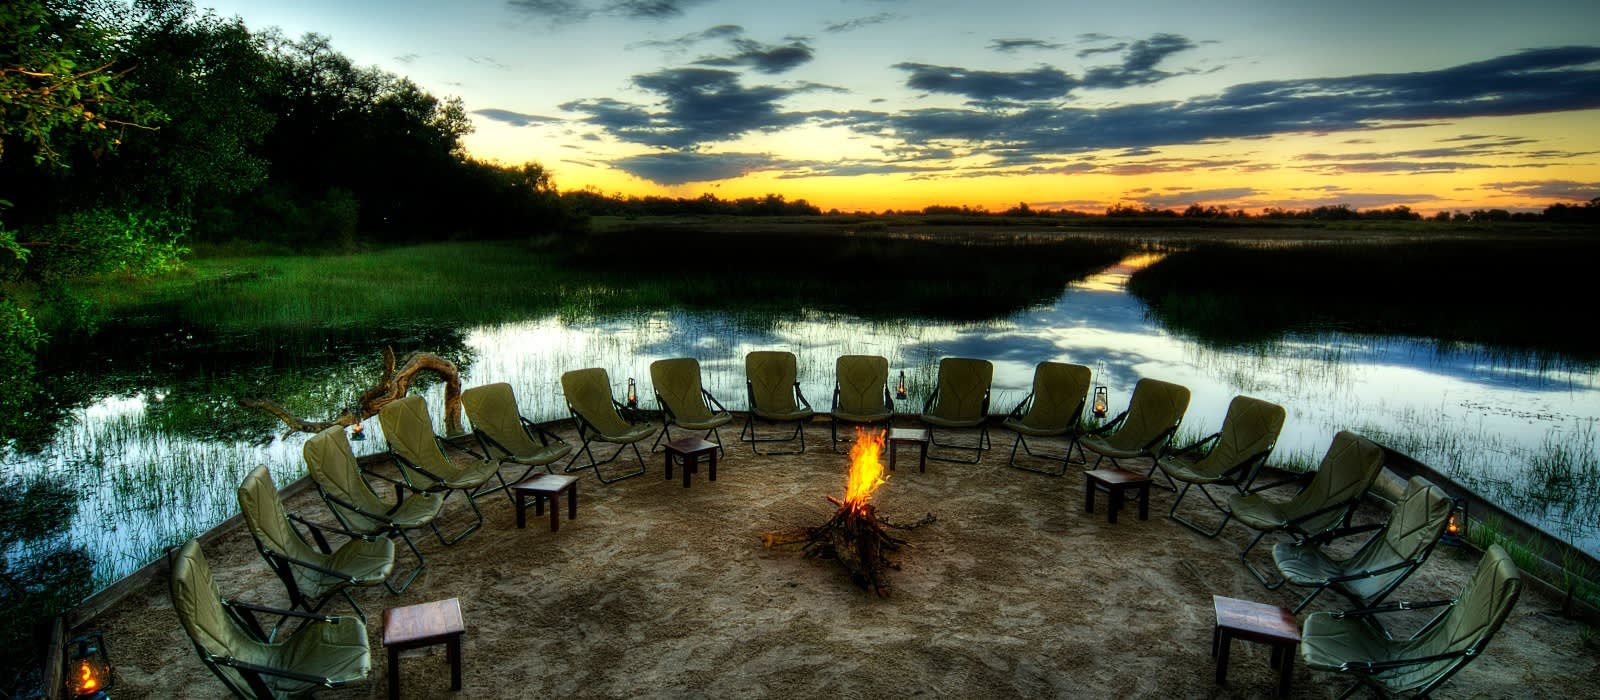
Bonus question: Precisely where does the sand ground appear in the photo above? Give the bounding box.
[91,419,1600,699]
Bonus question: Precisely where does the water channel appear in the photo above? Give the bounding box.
[11,253,1599,591]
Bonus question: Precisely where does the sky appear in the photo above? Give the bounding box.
[196,0,1600,214]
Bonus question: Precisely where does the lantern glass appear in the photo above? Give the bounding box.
[626,377,638,409]
[1092,385,1109,418]
[1441,497,1468,546]
[64,631,112,699]
[895,371,908,400]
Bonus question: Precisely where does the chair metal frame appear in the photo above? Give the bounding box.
[828,354,893,453]
[649,357,733,457]
[1001,361,1092,476]
[237,465,394,623]
[740,350,815,456]
[169,539,371,699]
[304,426,441,594]
[462,382,575,485]
[561,368,652,483]
[379,395,504,545]
[1158,395,1285,537]
[918,357,993,464]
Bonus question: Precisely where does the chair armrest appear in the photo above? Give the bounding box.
[1300,521,1384,547]
[207,653,349,688]
[1337,648,1468,674]
[1327,559,1416,584]
[701,388,730,414]
[1331,598,1454,619]
[1087,410,1129,435]
[520,417,566,446]
[286,512,373,553]
[438,433,486,461]
[793,383,814,411]
[387,451,448,490]
[1172,431,1221,458]
[265,549,362,584]
[1005,393,1035,421]
[222,598,340,641]
[1244,468,1312,495]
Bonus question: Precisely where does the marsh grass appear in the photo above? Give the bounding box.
[1126,239,1600,362]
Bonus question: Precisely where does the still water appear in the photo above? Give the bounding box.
[13,254,1600,590]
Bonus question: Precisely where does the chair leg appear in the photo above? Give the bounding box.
[430,489,484,546]
[927,423,988,464]
[1167,482,1234,538]
[338,588,368,622]
[650,424,674,453]
[383,530,427,594]
[593,442,647,484]
[1239,530,1288,589]
[744,416,807,455]
[1006,432,1085,476]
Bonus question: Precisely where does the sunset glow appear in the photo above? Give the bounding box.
[198,0,1600,214]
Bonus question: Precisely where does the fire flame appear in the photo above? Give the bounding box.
[77,660,99,692]
[843,427,888,515]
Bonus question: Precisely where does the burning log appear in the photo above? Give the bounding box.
[797,428,935,597]
[240,347,463,437]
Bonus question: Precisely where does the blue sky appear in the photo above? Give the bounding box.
[198,0,1600,213]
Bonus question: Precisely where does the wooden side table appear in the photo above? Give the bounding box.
[384,597,465,699]
[1212,595,1300,698]
[511,474,579,531]
[887,428,930,472]
[664,436,718,488]
[1084,468,1152,523]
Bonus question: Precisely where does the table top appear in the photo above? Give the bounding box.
[665,436,718,454]
[511,473,578,492]
[1086,468,1152,486]
[888,427,930,442]
[385,597,465,645]
[1213,595,1300,642]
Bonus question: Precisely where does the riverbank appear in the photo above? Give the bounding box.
[84,421,1600,698]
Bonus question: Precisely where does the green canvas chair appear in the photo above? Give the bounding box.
[304,425,442,593]
[1157,394,1286,537]
[1230,430,1386,587]
[918,357,994,463]
[169,538,371,699]
[1274,476,1454,614]
[1000,361,1092,475]
[560,367,654,482]
[740,350,815,455]
[1301,543,1522,699]
[829,354,893,452]
[650,357,733,456]
[1078,377,1191,477]
[462,382,574,484]
[378,395,504,544]
[237,465,395,621]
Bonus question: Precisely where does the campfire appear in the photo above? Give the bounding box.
[793,427,934,596]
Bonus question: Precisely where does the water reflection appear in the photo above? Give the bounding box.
[8,254,1599,590]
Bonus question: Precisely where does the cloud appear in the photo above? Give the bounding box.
[506,0,709,24]
[895,33,1199,103]
[990,38,1063,53]
[695,37,815,74]
[825,13,897,33]
[1301,161,1497,174]
[1080,33,1197,89]
[472,108,563,127]
[632,24,744,51]
[610,151,781,184]
[843,46,1600,162]
[894,62,1077,102]
[1133,187,1261,208]
[1484,179,1600,200]
[563,68,806,148]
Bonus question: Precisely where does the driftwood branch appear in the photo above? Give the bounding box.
[240,347,463,437]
